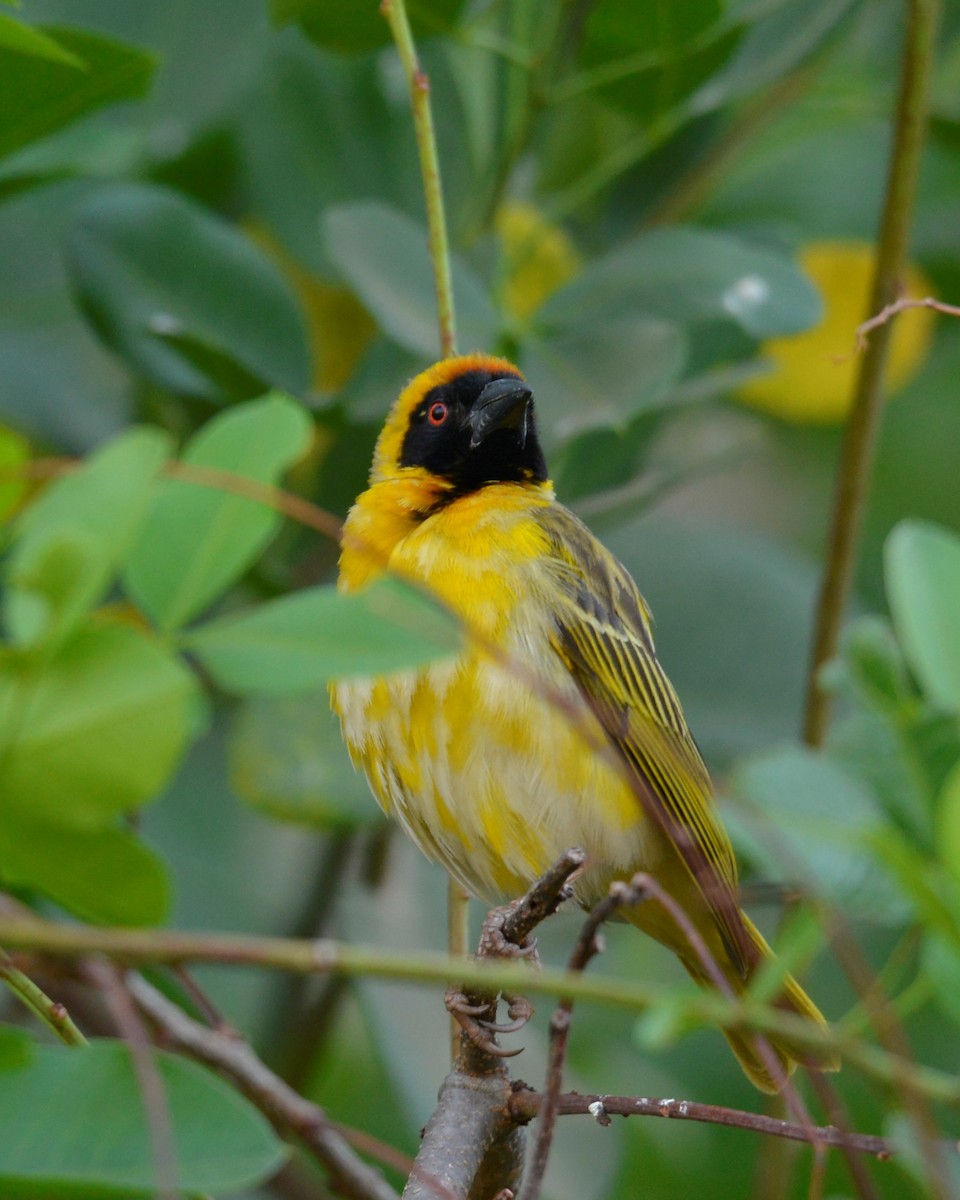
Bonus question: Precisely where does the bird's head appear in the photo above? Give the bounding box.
[370,355,548,506]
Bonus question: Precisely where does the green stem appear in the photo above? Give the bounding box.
[803,0,942,747]
[0,949,87,1046]
[0,917,957,1106]
[382,0,457,358]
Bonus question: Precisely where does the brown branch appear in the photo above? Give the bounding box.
[403,853,585,1200]
[508,1090,893,1159]
[519,875,647,1200]
[127,974,401,1200]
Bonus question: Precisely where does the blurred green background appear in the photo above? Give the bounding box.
[2,1,960,1198]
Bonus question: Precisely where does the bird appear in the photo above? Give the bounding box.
[330,353,838,1091]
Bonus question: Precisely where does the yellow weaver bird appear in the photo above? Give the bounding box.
[331,354,838,1091]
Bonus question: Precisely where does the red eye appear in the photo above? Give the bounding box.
[427,402,449,426]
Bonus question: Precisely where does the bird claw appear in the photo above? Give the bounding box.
[446,989,523,1057]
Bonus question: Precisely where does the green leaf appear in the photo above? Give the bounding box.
[0,622,196,827]
[66,183,311,400]
[3,428,171,647]
[0,1026,33,1074]
[123,394,312,632]
[726,744,902,918]
[579,0,733,119]
[229,694,381,827]
[272,0,465,54]
[0,26,155,162]
[522,317,686,438]
[886,520,960,712]
[540,227,821,340]
[324,201,499,355]
[0,1039,286,1195]
[0,422,28,522]
[0,819,171,926]
[187,577,461,695]
[937,756,960,882]
[922,932,960,1026]
[0,15,83,67]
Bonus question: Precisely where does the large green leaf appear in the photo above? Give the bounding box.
[885,521,960,713]
[186,577,461,695]
[0,1039,286,1195]
[540,227,821,340]
[66,183,311,400]
[579,0,734,119]
[0,26,155,162]
[0,1026,33,1074]
[324,201,499,355]
[0,422,28,522]
[0,819,171,926]
[123,394,312,631]
[229,693,381,827]
[3,427,171,647]
[0,15,82,66]
[522,317,686,438]
[271,0,465,55]
[0,622,196,827]
[726,744,902,918]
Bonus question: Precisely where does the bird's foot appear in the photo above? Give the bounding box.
[445,987,524,1058]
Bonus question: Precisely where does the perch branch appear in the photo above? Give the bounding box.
[403,852,584,1200]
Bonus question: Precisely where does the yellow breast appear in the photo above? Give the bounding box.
[331,482,650,901]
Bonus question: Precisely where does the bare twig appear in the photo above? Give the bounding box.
[508,1090,893,1159]
[854,294,960,350]
[128,975,400,1200]
[381,0,457,357]
[803,0,942,747]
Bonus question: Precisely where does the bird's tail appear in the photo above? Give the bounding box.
[677,913,840,1093]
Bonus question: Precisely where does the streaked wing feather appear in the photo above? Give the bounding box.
[540,505,751,976]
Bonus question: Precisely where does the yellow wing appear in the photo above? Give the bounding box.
[540,503,752,976]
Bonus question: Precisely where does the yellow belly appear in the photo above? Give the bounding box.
[332,644,652,902]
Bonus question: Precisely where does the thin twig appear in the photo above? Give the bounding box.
[854,295,960,351]
[803,0,942,747]
[0,948,87,1046]
[381,0,457,357]
[129,975,401,1200]
[508,1090,893,1159]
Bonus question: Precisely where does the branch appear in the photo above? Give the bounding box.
[508,1090,893,1159]
[519,874,647,1200]
[0,947,87,1046]
[403,852,585,1200]
[2,916,959,1106]
[381,0,457,357]
[854,295,960,351]
[803,0,942,747]
[128,975,401,1200]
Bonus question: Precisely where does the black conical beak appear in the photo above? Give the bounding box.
[468,378,533,449]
